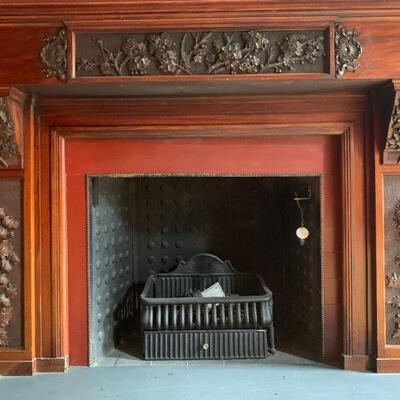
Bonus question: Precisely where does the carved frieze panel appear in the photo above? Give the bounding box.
[0,98,19,168]
[75,30,327,77]
[40,26,364,81]
[0,180,22,349]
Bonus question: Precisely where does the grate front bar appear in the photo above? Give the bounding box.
[144,329,268,360]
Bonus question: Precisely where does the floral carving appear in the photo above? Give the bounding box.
[386,198,400,341]
[392,314,400,340]
[394,199,400,237]
[0,208,19,348]
[40,28,67,81]
[387,272,400,288]
[387,295,400,309]
[335,24,362,78]
[76,30,325,77]
[0,98,18,168]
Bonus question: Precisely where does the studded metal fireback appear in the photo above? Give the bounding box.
[134,177,275,281]
[88,177,133,365]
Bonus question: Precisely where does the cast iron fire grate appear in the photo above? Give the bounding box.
[140,253,275,360]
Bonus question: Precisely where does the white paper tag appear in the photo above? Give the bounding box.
[201,282,225,298]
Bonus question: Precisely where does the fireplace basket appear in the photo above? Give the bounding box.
[140,253,275,360]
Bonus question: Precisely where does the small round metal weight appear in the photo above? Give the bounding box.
[296,226,310,240]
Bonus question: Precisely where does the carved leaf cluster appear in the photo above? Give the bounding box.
[386,199,400,340]
[0,209,19,347]
[335,24,362,78]
[387,295,400,309]
[394,199,400,238]
[0,98,18,168]
[77,30,325,76]
[386,105,400,152]
[393,314,400,339]
[387,272,400,288]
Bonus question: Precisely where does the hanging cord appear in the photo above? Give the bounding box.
[294,197,305,228]
[293,186,312,245]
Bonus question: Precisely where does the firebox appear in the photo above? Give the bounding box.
[87,175,321,366]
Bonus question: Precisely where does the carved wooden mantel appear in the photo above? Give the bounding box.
[2,0,400,375]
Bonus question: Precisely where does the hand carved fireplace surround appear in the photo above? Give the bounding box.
[4,0,400,374]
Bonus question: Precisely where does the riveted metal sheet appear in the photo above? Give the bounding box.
[135,176,277,281]
[88,177,133,365]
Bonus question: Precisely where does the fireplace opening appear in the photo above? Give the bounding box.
[87,175,322,366]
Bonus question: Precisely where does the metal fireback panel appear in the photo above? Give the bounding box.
[88,177,134,365]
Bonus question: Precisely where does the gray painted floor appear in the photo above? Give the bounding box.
[1,352,400,400]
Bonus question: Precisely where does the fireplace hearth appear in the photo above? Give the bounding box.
[87,175,321,365]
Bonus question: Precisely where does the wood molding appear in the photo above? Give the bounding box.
[376,357,400,373]
[0,357,67,375]
[0,360,34,375]
[0,93,374,374]
[34,357,67,373]
[3,1,400,20]
[342,354,371,371]
[32,93,371,371]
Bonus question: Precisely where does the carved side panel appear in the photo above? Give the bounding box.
[0,98,20,169]
[0,180,22,349]
[383,175,400,344]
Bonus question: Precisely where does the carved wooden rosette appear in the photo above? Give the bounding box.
[40,28,67,81]
[0,98,19,168]
[334,24,362,78]
[0,208,19,348]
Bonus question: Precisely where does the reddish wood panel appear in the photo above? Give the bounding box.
[65,135,342,365]
[0,17,396,83]
[342,19,400,80]
[3,0,400,17]
[0,27,60,84]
